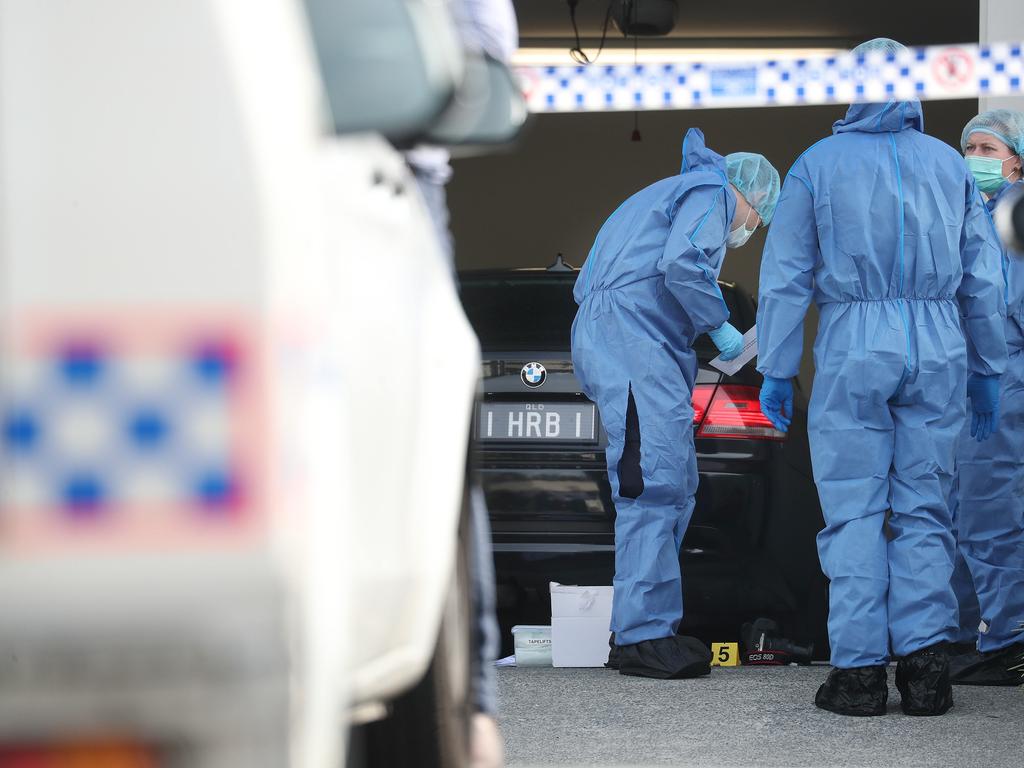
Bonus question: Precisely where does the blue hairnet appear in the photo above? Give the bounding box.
[852,38,908,57]
[726,152,781,225]
[961,109,1024,157]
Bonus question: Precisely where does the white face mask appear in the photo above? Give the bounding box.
[727,208,757,249]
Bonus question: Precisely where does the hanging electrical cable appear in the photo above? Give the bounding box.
[567,0,614,65]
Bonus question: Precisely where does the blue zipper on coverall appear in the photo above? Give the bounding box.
[889,131,912,391]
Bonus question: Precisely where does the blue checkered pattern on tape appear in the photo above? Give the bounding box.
[518,42,1024,113]
[1,343,239,517]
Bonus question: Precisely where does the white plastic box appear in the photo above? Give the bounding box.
[511,625,552,667]
[550,583,614,668]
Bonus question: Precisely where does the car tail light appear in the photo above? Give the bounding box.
[696,384,786,441]
[0,742,158,767]
[691,384,715,426]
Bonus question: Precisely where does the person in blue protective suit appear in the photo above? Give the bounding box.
[756,38,1007,716]
[572,127,780,679]
[948,109,1024,687]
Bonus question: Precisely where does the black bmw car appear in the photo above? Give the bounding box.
[459,260,828,658]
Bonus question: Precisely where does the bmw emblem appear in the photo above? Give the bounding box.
[521,362,547,388]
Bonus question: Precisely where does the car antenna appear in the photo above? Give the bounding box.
[547,253,576,272]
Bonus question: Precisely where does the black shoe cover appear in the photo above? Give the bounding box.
[618,635,711,679]
[814,666,888,716]
[950,642,1024,686]
[605,633,621,670]
[896,644,953,716]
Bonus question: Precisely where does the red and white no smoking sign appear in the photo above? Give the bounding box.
[931,47,975,93]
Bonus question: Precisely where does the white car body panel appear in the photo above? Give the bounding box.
[322,135,480,705]
[0,3,474,761]
[0,1,357,765]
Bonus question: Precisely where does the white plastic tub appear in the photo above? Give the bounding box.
[511,625,552,667]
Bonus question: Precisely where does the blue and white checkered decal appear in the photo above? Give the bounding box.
[518,42,1024,113]
[1,340,242,518]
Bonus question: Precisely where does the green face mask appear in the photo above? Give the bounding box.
[966,154,1015,194]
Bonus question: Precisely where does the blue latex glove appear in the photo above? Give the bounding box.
[709,322,744,361]
[759,376,793,433]
[967,373,1000,442]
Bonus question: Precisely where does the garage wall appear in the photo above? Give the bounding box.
[980,0,1024,113]
[449,99,979,386]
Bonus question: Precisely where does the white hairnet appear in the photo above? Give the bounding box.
[852,38,908,57]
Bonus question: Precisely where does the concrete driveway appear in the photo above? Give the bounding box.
[497,665,1023,767]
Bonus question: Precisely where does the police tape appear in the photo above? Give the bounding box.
[517,42,1024,113]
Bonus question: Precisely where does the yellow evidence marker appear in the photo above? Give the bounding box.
[711,642,740,667]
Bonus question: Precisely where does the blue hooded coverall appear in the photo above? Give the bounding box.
[756,100,1007,669]
[951,178,1024,653]
[572,128,735,646]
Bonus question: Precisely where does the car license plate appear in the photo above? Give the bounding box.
[478,402,597,442]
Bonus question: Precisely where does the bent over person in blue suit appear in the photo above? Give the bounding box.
[756,39,1007,716]
[572,127,779,679]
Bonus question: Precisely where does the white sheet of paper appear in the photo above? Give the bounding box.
[709,325,758,376]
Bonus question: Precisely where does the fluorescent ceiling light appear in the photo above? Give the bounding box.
[512,47,847,67]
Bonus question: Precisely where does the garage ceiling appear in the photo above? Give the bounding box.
[514,0,979,49]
